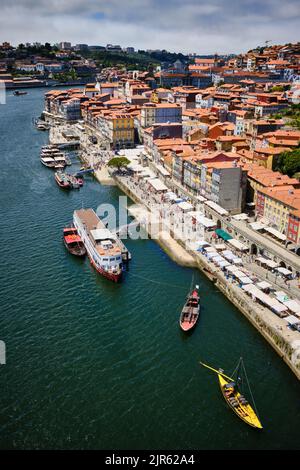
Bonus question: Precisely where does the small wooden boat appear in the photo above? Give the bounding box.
[63,227,86,256]
[179,284,200,331]
[13,90,27,96]
[200,359,263,429]
[55,171,83,189]
[55,171,71,189]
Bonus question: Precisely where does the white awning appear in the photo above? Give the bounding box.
[228,238,248,251]
[206,252,220,259]
[232,213,249,221]
[195,240,210,248]
[164,191,178,201]
[265,226,286,241]
[128,163,144,172]
[234,270,249,280]
[212,255,224,263]
[204,246,217,252]
[239,276,253,284]
[149,178,168,192]
[223,252,236,261]
[283,300,300,314]
[242,285,288,313]
[156,164,170,176]
[274,291,290,302]
[256,257,279,269]
[177,201,194,212]
[215,243,227,250]
[218,260,231,268]
[232,257,243,264]
[190,213,216,228]
[226,266,242,274]
[276,267,292,276]
[204,200,229,215]
[284,315,300,325]
[249,222,266,231]
[91,228,116,240]
[257,281,272,290]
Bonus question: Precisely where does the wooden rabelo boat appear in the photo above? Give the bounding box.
[200,359,263,429]
[63,227,86,256]
[179,284,200,331]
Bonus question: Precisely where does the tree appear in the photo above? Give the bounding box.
[107,157,130,172]
[275,149,300,177]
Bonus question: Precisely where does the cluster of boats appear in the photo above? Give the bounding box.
[178,284,262,429]
[63,208,129,282]
[41,145,83,190]
[40,145,71,169]
[60,205,262,431]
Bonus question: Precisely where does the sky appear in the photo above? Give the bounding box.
[0,0,299,54]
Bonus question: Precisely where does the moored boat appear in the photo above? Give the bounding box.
[13,90,27,96]
[200,359,263,430]
[63,227,86,256]
[40,156,56,168]
[179,285,200,331]
[40,155,66,169]
[55,171,71,189]
[54,171,83,189]
[73,208,124,282]
[67,174,83,188]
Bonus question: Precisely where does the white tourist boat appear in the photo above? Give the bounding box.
[73,208,124,282]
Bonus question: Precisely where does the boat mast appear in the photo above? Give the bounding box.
[199,361,234,382]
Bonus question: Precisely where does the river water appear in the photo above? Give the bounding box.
[0,87,299,450]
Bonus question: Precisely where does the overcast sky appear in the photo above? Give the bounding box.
[0,0,299,54]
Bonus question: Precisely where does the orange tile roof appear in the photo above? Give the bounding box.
[254,146,290,155]
[260,186,300,210]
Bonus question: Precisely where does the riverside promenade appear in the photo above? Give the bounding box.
[113,172,300,380]
[48,121,300,379]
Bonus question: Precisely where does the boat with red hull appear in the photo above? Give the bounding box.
[180,285,200,331]
[55,171,83,189]
[63,227,86,256]
[55,171,71,189]
[73,208,126,283]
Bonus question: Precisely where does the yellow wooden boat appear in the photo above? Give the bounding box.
[200,360,263,430]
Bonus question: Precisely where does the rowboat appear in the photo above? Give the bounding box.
[179,284,200,331]
[200,359,263,429]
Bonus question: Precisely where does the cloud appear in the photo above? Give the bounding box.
[0,0,299,54]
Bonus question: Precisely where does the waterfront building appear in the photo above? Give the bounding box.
[200,161,247,213]
[256,186,300,238]
[60,97,82,121]
[97,112,135,149]
[243,163,300,205]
